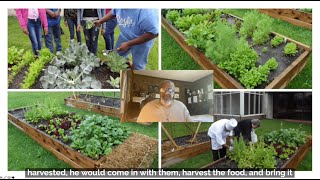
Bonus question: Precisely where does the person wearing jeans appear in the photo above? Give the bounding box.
[64,9,81,43]
[45,9,62,54]
[16,9,48,55]
[95,9,159,70]
[102,9,117,51]
[77,9,105,55]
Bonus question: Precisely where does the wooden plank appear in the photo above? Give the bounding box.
[64,97,120,118]
[200,156,227,169]
[8,111,101,169]
[190,122,201,144]
[162,15,311,89]
[281,137,312,169]
[161,123,180,149]
[161,17,244,89]
[259,9,312,30]
[162,141,211,167]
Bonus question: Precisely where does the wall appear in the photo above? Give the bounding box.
[263,93,273,119]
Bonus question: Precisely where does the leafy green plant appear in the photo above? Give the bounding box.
[8,46,24,65]
[21,48,53,89]
[270,35,284,47]
[265,57,278,70]
[175,13,212,32]
[70,115,131,159]
[239,10,261,38]
[166,10,181,24]
[205,20,238,64]
[105,51,129,73]
[228,137,277,169]
[219,38,258,78]
[8,50,35,85]
[262,47,268,53]
[264,128,307,148]
[107,76,120,88]
[283,42,298,56]
[86,20,94,29]
[182,9,211,16]
[184,20,216,51]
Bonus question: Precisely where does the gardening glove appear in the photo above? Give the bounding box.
[229,146,234,152]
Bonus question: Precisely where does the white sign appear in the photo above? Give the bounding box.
[193,96,198,103]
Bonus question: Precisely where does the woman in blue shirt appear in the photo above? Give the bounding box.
[95,9,159,70]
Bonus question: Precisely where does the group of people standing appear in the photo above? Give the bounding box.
[15,9,158,70]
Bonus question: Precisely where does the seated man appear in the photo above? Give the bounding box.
[137,80,192,122]
[234,119,261,144]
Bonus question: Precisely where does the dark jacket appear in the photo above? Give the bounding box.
[234,119,252,142]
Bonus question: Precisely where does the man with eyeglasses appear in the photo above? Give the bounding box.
[137,80,192,122]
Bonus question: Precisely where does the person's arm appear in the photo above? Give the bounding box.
[38,9,48,35]
[117,32,158,51]
[15,9,28,35]
[55,9,61,17]
[46,9,56,18]
[94,10,115,27]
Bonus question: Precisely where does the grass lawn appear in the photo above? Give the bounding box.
[8,15,158,70]
[8,92,158,170]
[161,9,312,89]
[166,119,312,170]
[162,122,212,140]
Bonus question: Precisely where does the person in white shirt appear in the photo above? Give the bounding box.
[207,118,238,161]
[137,80,192,122]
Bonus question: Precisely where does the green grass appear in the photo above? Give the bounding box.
[8,92,158,170]
[8,16,158,70]
[166,119,312,170]
[161,9,312,89]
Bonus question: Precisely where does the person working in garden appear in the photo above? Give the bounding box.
[208,119,238,161]
[137,80,192,122]
[102,9,117,52]
[77,9,106,55]
[234,119,260,144]
[94,9,159,70]
[45,9,62,54]
[64,9,81,43]
[16,9,48,56]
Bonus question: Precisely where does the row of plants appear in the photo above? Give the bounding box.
[227,128,307,169]
[23,98,131,159]
[164,9,300,88]
[8,41,128,89]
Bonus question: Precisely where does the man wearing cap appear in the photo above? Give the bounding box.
[208,118,238,161]
[137,80,192,122]
[234,119,261,144]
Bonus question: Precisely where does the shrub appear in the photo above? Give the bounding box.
[270,35,284,47]
[283,42,298,56]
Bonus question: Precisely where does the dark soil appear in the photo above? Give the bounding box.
[162,131,210,146]
[9,64,120,89]
[8,66,29,89]
[78,94,120,108]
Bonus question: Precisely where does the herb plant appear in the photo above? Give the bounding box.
[8,50,34,85]
[262,47,268,53]
[8,46,24,65]
[105,51,129,73]
[166,10,181,24]
[270,35,284,47]
[107,76,120,88]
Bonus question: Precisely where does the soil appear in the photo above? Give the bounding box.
[8,66,29,89]
[101,133,158,168]
[161,131,210,154]
[8,64,120,89]
[78,94,120,108]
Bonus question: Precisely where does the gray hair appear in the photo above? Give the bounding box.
[251,119,261,127]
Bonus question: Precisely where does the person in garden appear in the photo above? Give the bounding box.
[208,118,238,161]
[137,80,192,122]
[102,9,117,52]
[45,9,62,54]
[94,9,159,70]
[77,9,105,55]
[15,8,48,56]
[64,9,81,43]
[234,119,260,144]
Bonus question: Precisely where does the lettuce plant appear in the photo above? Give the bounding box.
[283,42,298,56]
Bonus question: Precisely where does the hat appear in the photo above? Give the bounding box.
[225,118,238,131]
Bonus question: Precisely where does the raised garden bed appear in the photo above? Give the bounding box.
[64,94,120,118]
[8,107,157,169]
[162,132,211,167]
[162,12,311,89]
[259,9,312,30]
[199,137,312,170]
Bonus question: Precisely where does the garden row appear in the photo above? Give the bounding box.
[201,128,311,169]
[162,9,311,89]
[8,98,157,168]
[8,41,129,89]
